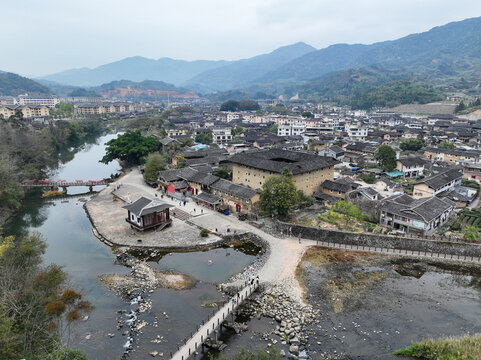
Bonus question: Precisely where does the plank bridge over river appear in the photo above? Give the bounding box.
[20,180,108,192]
[170,280,259,360]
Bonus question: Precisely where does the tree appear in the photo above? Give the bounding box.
[100,130,159,165]
[195,132,213,145]
[376,145,397,171]
[462,226,480,241]
[144,153,166,181]
[220,99,260,112]
[259,168,299,217]
[232,125,244,136]
[399,138,425,151]
[332,200,363,225]
[215,167,231,180]
[455,101,466,113]
[0,232,93,360]
[438,141,456,149]
[178,137,195,147]
[269,124,278,133]
[301,111,313,118]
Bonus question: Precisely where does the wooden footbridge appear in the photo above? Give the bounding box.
[170,280,259,360]
[21,179,107,192]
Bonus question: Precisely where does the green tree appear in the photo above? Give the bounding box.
[100,130,159,165]
[301,111,313,118]
[376,145,397,171]
[399,138,425,151]
[144,153,166,181]
[333,200,363,225]
[232,125,244,136]
[269,124,278,133]
[195,132,213,145]
[178,137,195,147]
[259,168,299,217]
[462,226,480,241]
[455,101,466,113]
[438,141,456,149]
[215,167,231,180]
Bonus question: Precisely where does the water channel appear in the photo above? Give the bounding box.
[5,133,257,360]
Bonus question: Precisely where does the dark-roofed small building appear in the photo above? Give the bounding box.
[123,197,173,231]
[413,168,462,198]
[229,149,339,195]
[379,193,454,235]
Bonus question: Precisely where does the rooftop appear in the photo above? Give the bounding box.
[229,149,339,175]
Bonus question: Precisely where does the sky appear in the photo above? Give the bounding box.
[2,0,481,77]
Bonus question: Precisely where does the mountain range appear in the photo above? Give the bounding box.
[4,16,481,102]
[0,72,51,96]
[39,16,481,99]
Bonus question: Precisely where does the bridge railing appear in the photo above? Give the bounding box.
[170,280,258,360]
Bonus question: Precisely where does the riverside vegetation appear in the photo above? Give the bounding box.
[0,116,105,229]
[394,334,481,360]
[0,232,93,360]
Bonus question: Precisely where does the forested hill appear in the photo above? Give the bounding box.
[256,16,481,85]
[0,72,51,96]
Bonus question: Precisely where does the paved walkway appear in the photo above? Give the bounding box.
[170,281,258,360]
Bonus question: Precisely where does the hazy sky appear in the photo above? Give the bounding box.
[2,0,481,77]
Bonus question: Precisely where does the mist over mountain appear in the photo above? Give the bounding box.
[41,57,229,87]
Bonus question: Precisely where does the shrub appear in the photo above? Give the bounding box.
[200,229,210,237]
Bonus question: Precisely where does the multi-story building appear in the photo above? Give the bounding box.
[463,163,481,181]
[277,124,305,136]
[412,168,463,198]
[74,103,133,115]
[0,105,49,118]
[212,128,233,144]
[346,123,368,141]
[396,157,426,178]
[229,149,339,195]
[18,94,59,107]
[424,147,481,164]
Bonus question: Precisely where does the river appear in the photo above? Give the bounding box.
[5,133,257,360]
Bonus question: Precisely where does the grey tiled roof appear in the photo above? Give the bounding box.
[123,196,173,217]
[229,149,339,175]
[381,193,454,223]
[210,178,258,200]
[416,168,462,190]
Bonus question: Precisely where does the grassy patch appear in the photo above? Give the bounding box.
[394,334,481,359]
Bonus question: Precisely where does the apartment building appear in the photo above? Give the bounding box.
[18,94,59,107]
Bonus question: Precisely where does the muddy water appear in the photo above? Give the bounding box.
[304,255,481,359]
[5,133,258,360]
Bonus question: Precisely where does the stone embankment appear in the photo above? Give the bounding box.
[277,221,481,258]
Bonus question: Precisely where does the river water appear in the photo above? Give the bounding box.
[5,133,257,360]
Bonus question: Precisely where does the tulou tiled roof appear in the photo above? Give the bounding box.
[229,149,339,175]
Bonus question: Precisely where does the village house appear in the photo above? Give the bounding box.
[412,167,463,198]
[210,178,259,213]
[320,178,359,199]
[229,148,339,195]
[463,163,481,181]
[395,157,427,178]
[424,147,481,164]
[379,193,455,236]
[123,196,173,231]
[318,145,345,161]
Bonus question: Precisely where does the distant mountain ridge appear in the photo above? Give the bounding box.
[255,17,481,87]
[182,42,315,92]
[41,57,229,87]
[93,79,198,100]
[0,72,51,96]
[40,42,316,89]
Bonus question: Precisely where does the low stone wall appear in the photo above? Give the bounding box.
[277,221,481,258]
